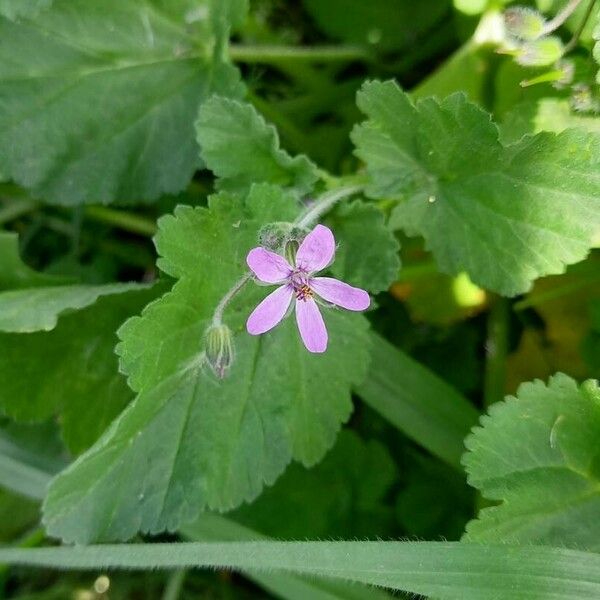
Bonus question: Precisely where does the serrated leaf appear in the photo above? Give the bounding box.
[325,200,399,293]
[196,97,318,195]
[352,80,600,296]
[463,373,600,550]
[0,285,159,454]
[0,0,245,205]
[230,430,396,539]
[42,185,371,543]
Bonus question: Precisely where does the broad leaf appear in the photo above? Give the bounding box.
[0,0,245,205]
[463,373,600,550]
[230,430,396,538]
[0,286,159,453]
[43,184,371,543]
[196,96,318,195]
[352,80,600,296]
[325,200,399,293]
[0,0,52,19]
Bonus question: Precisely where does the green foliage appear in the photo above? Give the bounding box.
[0,0,245,205]
[42,186,371,543]
[353,80,600,296]
[196,97,318,195]
[0,0,52,20]
[464,374,600,550]
[325,200,400,293]
[231,430,396,538]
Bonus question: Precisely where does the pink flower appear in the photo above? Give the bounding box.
[246,224,370,353]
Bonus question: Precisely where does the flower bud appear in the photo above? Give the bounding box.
[504,7,546,41]
[515,36,564,68]
[204,323,235,379]
[284,240,299,265]
[570,84,597,113]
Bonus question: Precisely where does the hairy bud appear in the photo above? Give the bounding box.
[516,36,564,67]
[504,7,545,41]
[204,324,235,379]
[259,222,306,252]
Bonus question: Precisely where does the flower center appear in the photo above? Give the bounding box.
[295,284,313,301]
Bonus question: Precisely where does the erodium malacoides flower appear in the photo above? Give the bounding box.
[246,224,370,353]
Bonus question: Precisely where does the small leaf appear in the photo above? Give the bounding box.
[463,373,600,550]
[0,0,245,205]
[196,97,318,195]
[43,185,371,543]
[325,199,399,293]
[352,80,600,296]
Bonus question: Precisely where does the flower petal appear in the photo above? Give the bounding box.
[247,285,293,335]
[295,224,335,273]
[295,298,328,353]
[311,277,370,311]
[247,248,292,283]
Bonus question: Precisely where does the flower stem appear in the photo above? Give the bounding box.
[229,44,373,64]
[84,205,157,237]
[564,0,598,52]
[212,272,252,326]
[0,199,38,225]
[542,0,583,35]
[295,185,363,229]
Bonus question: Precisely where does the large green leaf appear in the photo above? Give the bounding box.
[196,96,318,195]
[2,540,600,600]
[352,80,600,296]
[42,184,371,543]
[0,0,52,19]
[463,374,600,550]
[0,286,159,453]
[0,0,244,205]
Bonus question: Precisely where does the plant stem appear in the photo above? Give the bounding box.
[84,205,157,237]
[229,44,372,64]
[542,0,583,35]
[162,569,186,600]
[564,0,598,51]
[295,185,362,229]
[212,272,252,326]
[483,296,510,409]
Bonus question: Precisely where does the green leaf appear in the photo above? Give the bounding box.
[0,0,245,205]
[325,200,399,293]
[185,515,392,600]
[0,281,148,333]
[357,332,479,470]
[0,285,159,454]
[196,97,318,195]
[230,430,396,539]
[352,80,600,296]
[302,0,449,52]
[0,0,52,20]
[42,185,371,543]
[2,540,600,600]
[463,373,600,550]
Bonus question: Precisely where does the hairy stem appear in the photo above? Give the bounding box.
[212,272,252,327]
[564,0,598,52]
[542,0,583,35]
[295,185,363,228]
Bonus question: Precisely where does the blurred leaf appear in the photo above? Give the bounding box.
[0,0,52,19]
[0,285,160,454]
[464,374,600,550]
[357,333,479,469]
[43,185,371,543]
[196,96,318,195]
[0,0,245,205]
[303,0,449,52]
[353,80,600,296]
[230,430,396,538]
[582,300,600,371]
